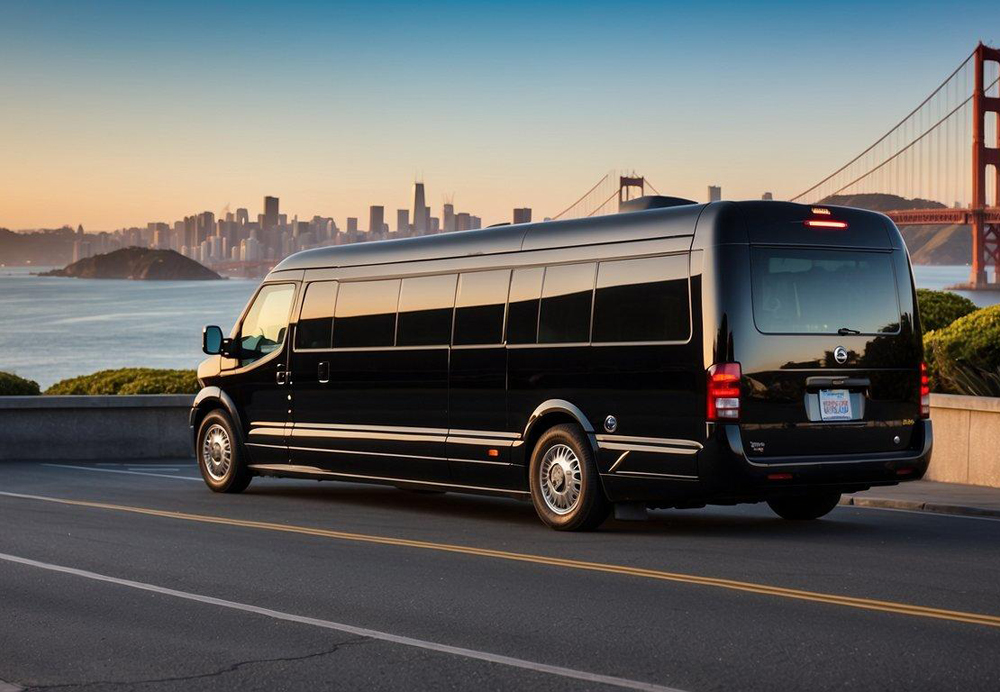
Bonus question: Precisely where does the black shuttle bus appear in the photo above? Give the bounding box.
[193,199,932,530]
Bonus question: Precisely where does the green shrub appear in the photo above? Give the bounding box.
[0,371,41,396]
[924,304,1000,394]
[916,289,977,332]
[45,368,198,395]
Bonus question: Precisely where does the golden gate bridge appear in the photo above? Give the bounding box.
[553,43,1000,289]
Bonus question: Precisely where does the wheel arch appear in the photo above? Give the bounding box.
[520,399,598,468]
[189,387,244,447]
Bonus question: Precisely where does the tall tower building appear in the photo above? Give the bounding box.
[369,206,385,238]
[412,183,428,234]
[236,208,249,226]
[513,208,532,224]
[443,203,455,233]
[708,185,722,202]
[396,209,410,234]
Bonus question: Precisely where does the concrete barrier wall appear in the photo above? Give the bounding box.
[1,393,998,485]
[927,393,1000,487]
[0,395,194,461]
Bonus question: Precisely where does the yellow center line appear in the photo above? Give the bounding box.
[3,490,998,629]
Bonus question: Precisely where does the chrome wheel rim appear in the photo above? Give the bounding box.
[539,443,582,515]
[202,423,232,481]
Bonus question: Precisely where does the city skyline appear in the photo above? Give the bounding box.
[1,2,995,230]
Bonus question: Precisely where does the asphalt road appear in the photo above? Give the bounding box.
[0,461,998,692]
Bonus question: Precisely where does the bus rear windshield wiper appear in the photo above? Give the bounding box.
[837,327,861,335]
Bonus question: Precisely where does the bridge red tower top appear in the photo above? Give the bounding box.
[970,43,1000,286]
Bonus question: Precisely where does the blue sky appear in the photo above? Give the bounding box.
[0,0,993,228]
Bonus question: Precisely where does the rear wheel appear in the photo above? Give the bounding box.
[528,424,610,531]
[767,491,841,520]
[197,409,252,493]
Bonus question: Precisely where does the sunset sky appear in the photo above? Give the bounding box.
[0,0,993,230]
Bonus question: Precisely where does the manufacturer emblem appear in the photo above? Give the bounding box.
[834,346,848,364]
[604,415,618,433]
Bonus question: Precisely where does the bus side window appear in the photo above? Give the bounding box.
[295,281,338,350]
[332,279,400,348]
[507,267,543,344]
[397,274,457,346]
[593,255,690,342]
[453,270,510,346]
[238,283,296,366]
[538,263,596,344]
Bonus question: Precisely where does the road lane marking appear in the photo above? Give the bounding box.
[1,490,998,630]
[42,464,201,482]
[0,551,684,692]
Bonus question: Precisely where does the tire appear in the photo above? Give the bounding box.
[767,491,842,520]
[196,409,252,493]
[528,424,610,531]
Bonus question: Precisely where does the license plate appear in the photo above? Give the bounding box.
[819,389,853,421]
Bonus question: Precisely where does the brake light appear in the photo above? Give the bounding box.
[707,362,741,421]
[810,207,832,215]
[804,219,848,229]
[920,362,930,419]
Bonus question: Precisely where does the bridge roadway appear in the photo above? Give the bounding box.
[0,460,997,691]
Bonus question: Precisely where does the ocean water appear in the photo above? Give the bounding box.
[1,264,998,389]
[0,267,256,388]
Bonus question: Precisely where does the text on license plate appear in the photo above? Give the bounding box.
[819,389,853,421]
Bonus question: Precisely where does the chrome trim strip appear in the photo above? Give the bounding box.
[248,427,287,438]
[447,458,512,466]
[599,442,699,456]
[595,434,703,450]
[289,422,519,440]
[247,463,529,495]
[608,451,629,473]
[446,436,515,447]
[290,429,448,444]
[609,471,698,480]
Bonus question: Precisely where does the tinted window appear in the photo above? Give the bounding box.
[750,248,900,334]
[239,283,295,366]
[295,281,338,349]
[507,267,543,344]
[397,274,457,346]
[539,263,595,343]
[454,270,510,345]
[333,279,400,348]
[593,256,689,342]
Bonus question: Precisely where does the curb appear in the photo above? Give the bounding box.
[840,495,1000,519]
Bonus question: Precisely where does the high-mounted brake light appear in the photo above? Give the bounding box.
[804,219,849,229]
[810,207,832,215]
[707,362,741,421]
[920,362,931,419]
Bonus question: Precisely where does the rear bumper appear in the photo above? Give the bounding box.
[600,420,932,506]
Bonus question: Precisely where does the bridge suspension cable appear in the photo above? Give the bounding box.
[790,48,995,208]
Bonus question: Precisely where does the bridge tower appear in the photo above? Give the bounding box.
[971,43,1000,287]
[618,175,645,211]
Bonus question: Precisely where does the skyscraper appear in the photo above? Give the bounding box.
[236,208,249,226]
[455,212,471,231]
[369,206,385,238]
[443,203,455,233]
[412,182,427,234]
[708,185,722,202]
[513,208,532,224]
[396,209,410,234]
[761,192,773,200]
[264,196,279,230]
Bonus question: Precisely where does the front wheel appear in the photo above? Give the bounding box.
[767,491,841,520]
[197,410,252,493]
[528,424,610,531]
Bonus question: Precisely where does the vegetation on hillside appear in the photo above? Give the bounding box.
[45,368,199,395]
[0,371,41,396]
[924,304,1000,396]
[916,289,978,332]
[42,247,222,281]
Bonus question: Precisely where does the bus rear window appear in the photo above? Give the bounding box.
[750,248,900,335]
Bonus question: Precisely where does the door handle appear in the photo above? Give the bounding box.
[318,361,330,384]
[275,365,287,386]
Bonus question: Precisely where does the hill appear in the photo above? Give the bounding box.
[819,193,969,265]
[42,247,222,280]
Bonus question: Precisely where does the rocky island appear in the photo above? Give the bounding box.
[42,247,223,280]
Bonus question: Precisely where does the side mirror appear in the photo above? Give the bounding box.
[202,325,225,355]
